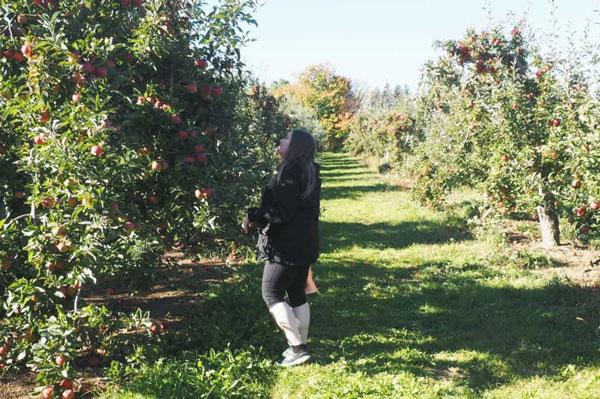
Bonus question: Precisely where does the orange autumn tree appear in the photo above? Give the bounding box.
[282,64,358,150]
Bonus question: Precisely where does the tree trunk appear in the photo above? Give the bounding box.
[536,190,560,247]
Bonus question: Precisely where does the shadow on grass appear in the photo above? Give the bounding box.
[306,257,600,392]
[321,171,374,180]
[320,219,472,250]
[320,183,404,201]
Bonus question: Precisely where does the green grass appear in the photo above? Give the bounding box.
[102,153,600,399]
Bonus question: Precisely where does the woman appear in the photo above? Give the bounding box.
[242,128,321,367]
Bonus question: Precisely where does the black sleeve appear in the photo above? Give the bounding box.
[247,167,300,225]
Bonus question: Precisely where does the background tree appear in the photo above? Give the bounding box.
[282,63,358,150]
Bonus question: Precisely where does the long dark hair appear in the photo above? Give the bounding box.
[271,129,317,199]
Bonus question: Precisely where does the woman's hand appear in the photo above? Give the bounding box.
[241,216,250,234]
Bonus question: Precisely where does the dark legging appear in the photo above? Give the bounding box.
[262,261,311,308]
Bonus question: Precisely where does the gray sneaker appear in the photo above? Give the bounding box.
[282,347,292,358]
[278,347,311,367]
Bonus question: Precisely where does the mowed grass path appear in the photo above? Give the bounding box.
[103,153,600,399]
[270,153,600,399]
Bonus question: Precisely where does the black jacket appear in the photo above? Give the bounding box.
[247,160,321,266]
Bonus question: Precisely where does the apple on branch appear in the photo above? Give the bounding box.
[91,145,104,157]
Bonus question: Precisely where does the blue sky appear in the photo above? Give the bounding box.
[239,0,600,91]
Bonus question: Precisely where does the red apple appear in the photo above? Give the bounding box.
[68,197,78,207]
[580,225,590,234]
[72,92,81,103]
[184,156,196,164]
[194,59,207,68]
[41,198,54,208]
[512,28,520,36]
[138,146,150,155]
[60,379,73,389]
[56,241,71,253]
[62,389,75,399]
[151,160,162,170]
[121,0,130,6]
[577,207,587,216]
[150,324,159,335]
[124,222,136,232]
[572,179,582,189]
[39,109,50,123]
[17,14,28,24]
[589,201,599,210]
[211,86,222,97]
[55,354,67,366]
[82,62,95,74]
[552,118,561,127]
[171,114,181,125]
[12,52,24,62]
[94,66,108,78]
[91,145,104,157]
[105,59,116,69]
[48,262,57,273]
[536,70,543,78]
[148,194,159,204]
[178,129,188,140]
[21,43,32,58]
[186,83,197,93]
[194,144,205,153]
[195,187,214,199]
[501,154,509,162]
[0,345,8,355]
[14,191,24,199]
[42,387,54,399]
[1,259,11,270]
[34,133,47,144]
[134,0,144,5]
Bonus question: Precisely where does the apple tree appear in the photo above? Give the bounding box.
[0,0,287,388]
[413,27,600,246]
